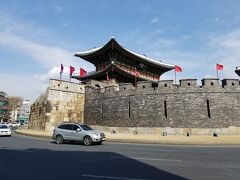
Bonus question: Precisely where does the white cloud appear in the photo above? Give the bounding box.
[0,13,49,38]
[0,32,73,68]
[150,17,159,23]
[0,72,47,101]
[0,31,95,100]
[38,67,81,83]
[154,29,165,34]
[0,13,83,69]
[0,67,82,101]
[0,14,94,101]
[0,32,95,69]
[207,29,240,78]
[120,28,240,83]
[53,5,63,13]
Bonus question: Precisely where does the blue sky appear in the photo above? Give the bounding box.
[0,0,240,101]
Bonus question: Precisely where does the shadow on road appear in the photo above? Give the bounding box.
[0,148,186,180]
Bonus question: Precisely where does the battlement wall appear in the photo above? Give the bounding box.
[84,79,240,129]
[48,79,85,94]
[85,79,240,99]
[29,79,85,131]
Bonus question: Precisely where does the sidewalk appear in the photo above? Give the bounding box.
[15,129,240,146]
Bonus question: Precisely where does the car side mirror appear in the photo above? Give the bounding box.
[76,128,81,131]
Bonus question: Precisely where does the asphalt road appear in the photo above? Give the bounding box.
[0,133,240,180]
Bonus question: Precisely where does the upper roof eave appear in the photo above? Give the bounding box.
[235,66,240,76]
[75,46,102,57]
[123,47,175,69]
[75,38,175,69]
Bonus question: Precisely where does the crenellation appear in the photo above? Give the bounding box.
[49,79,85,94]
[119,83,135,91]
[137,81,153,89]
[201,78,220,87]
[177,79,199,92]
[105,85,119,93]
[222,79,239,88]
[134,81,156,94]
[85,78,240,99]
[84,86,102,98]
[179,79,197,87]
[157,80,175,89]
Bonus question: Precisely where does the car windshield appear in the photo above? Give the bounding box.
[0,125,8,129]
[79,125,93,131]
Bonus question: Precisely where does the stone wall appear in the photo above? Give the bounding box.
[92,125,240,135]
[28,79,85,132]
[84,78,240,129]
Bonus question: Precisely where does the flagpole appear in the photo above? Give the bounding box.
[135,75,137,88]
[216,69,219,79]
[60,63,64,81]
[135,67,137,88]
[175,68,176,83]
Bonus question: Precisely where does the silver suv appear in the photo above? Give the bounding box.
[52,123,105,145]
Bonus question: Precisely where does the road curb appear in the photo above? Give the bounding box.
[105,138,240,146]
[15,130,51,139]
[15,130,240,146]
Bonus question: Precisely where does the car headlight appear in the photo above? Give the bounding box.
[91,133,99,136]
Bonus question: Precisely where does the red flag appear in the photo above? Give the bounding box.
[216,63,223,70]
[134,67,140,77]
[175,65,182,72]
[106,72,109,81]
[60,64,64,73]
[80,68,87,77]
[70,66,75,76]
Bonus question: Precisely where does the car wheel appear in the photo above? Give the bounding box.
[83,136,92,146]
[55,135,64,144]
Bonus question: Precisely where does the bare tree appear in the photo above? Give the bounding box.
[8,96,23,111]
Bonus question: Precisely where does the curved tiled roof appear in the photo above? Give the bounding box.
[236,66,240,77]
[75,38,175,69]
[75,46,102,56]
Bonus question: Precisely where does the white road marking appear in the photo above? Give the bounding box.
[106,142,240,148]
[110,156,182,162]
[81,174,151,180]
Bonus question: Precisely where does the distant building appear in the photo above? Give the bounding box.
[17,100,31,124]
[0,91,9,122]
[9,107,20,122]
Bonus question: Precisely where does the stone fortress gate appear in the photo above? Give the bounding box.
[29,38,240,135]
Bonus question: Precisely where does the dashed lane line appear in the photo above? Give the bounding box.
[81,174,151,180]
[110,155,182,162]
